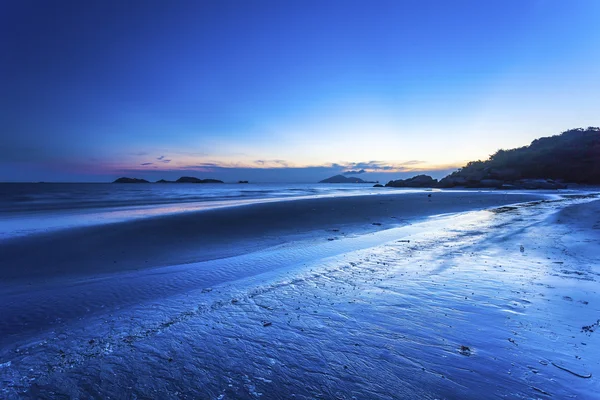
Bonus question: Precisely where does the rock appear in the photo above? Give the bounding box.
[156,179,174,183]
[385,175,438,188]
[517,179,566,190]
[477,179,504,188]
[437,175,468,188]
[238,180,249,184]
[459,345,472,356]
[113,177,149,183]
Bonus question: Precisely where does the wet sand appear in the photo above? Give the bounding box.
[0,191,544,284]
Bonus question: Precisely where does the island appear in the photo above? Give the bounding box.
[113,177,150,183]
[175,177,224,184]
[113,176,224,184]
[319,174,376,184]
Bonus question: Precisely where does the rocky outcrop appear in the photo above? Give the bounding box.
[517,179,567,190]
[113,177,149,183]
[386,175,438,188]
[175,177,224,184]
[373,184,384,187]
[437,175,468,188]
[439,170,567,189]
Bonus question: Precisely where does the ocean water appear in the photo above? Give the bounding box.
[0,182,405,238]
[0,182,391,213]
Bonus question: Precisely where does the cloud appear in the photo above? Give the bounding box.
[399,160,426,166]
[123,158,460,178]
[343,169,366,175]
[341,161,399,172]
[253,159,290,168]
[337,160,429,173]
[140,162,153,166]
[157,155,165,160]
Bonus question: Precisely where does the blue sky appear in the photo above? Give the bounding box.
[2,0,599,182]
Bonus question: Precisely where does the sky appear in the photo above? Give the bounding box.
[2,0,599,183]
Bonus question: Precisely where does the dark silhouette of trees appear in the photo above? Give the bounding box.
[445,127,600,184]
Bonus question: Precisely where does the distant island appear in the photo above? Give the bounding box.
[113,177,150,183]
[319,174,377,184]
[174,176,224,184]
[113,176,224,184]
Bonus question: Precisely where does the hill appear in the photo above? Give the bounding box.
[319,175,374,183]
[439,127,600,188]
[113,177,149,183]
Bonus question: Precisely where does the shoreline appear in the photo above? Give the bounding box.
[0,191,548,284]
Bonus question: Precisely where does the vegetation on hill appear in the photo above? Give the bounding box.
[439,127,600,187]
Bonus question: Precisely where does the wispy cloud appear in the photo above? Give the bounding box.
[399,160,426,166]
[124,158,460,175]
[337,160,432,173]
[253,159,290,168]
[343,169,366,175]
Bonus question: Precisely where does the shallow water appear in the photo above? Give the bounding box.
[0,182,393,213]
[1,195,599,399]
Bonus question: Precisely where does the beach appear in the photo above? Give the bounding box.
[1,189,599,399]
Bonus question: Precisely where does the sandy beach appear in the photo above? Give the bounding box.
[0,191,544,283]
[1,190,599,399]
